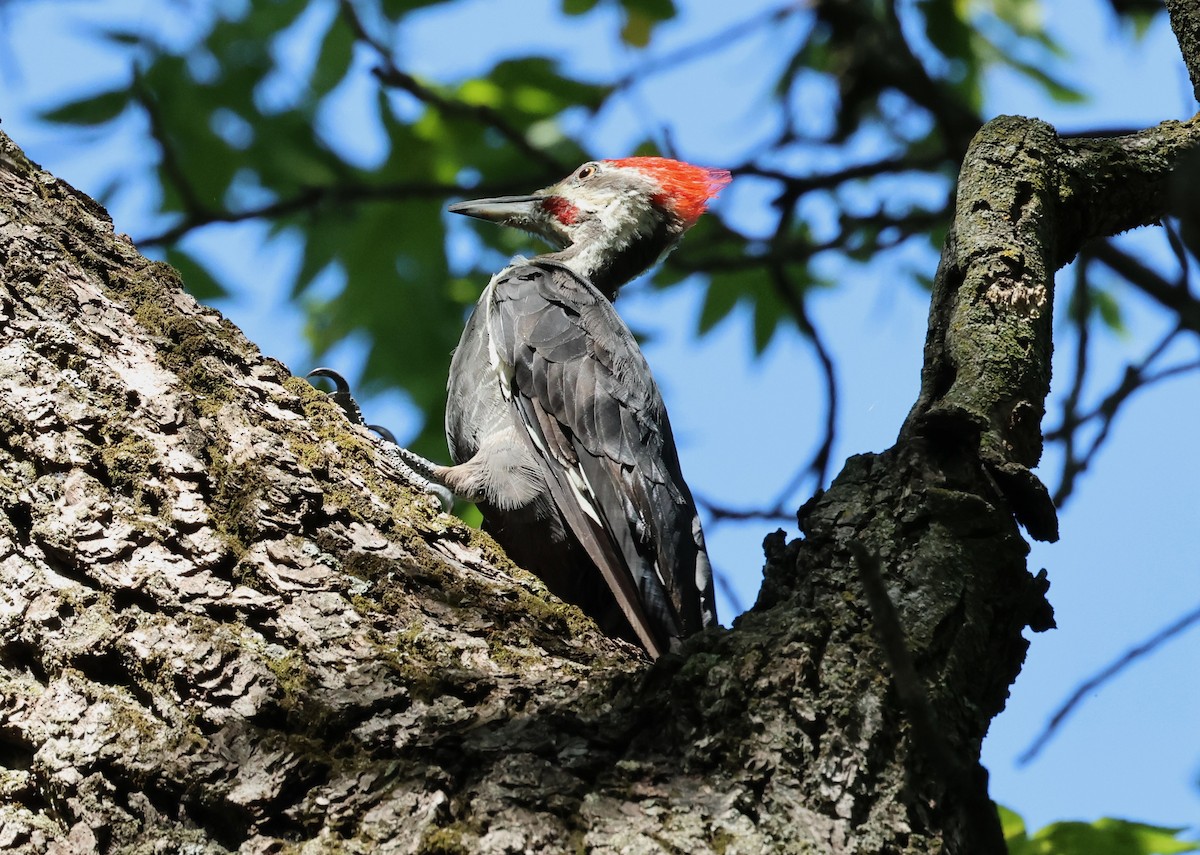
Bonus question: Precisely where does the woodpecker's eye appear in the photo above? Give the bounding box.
[576,164,597,181]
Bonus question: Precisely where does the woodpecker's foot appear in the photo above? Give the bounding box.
[306,367,454,511]
[378,444,455,511]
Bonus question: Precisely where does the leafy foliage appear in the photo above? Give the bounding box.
[29,0,1188,500]
[31,0,1091,448]
[1001,806,1199,855]
[40,88,132,126]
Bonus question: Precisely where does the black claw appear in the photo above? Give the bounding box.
[306,367,366,426]
[306,366,351,394]
[368,425,398,444]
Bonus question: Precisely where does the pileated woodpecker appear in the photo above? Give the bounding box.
[320,158,729,658]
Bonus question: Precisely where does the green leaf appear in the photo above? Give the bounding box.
[991,0,1047,39]
[562,0,601,14]
[1034,818,1199,855]
[1002,54,1086,103]
[1001,806,1199,855]
[1114,1,1163,39]
[237,0,309,41]
[621,0,675,22]
[999,804,1032,855]
[311,14,355,95]
[455,502,483,528]
[1091,286,1126,335]
[486,57,611,115]
[920,0,973,63]
[1090,817,1199,855]
[697,278,742,335]
[751,272,797,355]
[696,268,792,355]
[380,0,457,15]
[997,804,1026,838]
[927,221,950,253]
[296,192,461,454]
[752,294,781,354]
[620,12,655,47]
[618,0,676,46]
[40,89,130,126]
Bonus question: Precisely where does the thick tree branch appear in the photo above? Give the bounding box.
[1166,0,1200,102]
[904,117,1061,542]
[1056,118,1200,256]
[3,124,1020,854]
[0,130,643,851]
[905,115,1200,542]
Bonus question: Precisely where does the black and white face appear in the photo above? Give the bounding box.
[536,161,669,247]
[448,157,727,294]
[448,160,669,253]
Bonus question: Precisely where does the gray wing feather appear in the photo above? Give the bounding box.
[488,262,715,652]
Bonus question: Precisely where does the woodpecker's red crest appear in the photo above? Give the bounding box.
[604,157,731,227]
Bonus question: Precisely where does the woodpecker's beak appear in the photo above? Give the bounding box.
[449,192,572,250]
[448,195,544,228]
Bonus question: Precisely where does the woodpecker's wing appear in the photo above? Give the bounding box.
[487,261,716,655]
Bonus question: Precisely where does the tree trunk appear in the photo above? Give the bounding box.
[0,113,1196,853]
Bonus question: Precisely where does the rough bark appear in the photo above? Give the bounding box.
[1167,0,1200,104]
[0,111,1197,855]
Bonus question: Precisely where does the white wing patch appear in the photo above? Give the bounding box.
[482,277,515,400]
[566,466,604,526]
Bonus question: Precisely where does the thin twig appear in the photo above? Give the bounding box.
[693,264,839,528]
[136,179,522,247]
[1051,259,1092,507]
[612,2,805,92]
[768,263,838,496]
[1164,217,1193,291]
[712,564,747,616]
[1048,325,1197,506]
[339,0,566,174]
[1020,600,1200,764]
[734,152,947,195]
[693,494,793,525]
[1063,356,1200,433]
[1048,232,1200,504]
[1094,239,1200,333]
[132,67,207,219]
[674,208,947,273]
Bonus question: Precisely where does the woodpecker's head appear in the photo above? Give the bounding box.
[449,157,731,298]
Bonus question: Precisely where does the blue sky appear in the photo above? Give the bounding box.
[2,0,1198,836]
